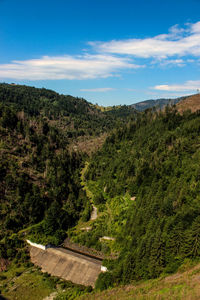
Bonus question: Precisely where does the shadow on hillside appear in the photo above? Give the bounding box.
[0,296,8,300]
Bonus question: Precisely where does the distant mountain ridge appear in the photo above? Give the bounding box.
[131,96,190,111]
[0,83,119,139]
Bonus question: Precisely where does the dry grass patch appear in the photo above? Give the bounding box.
[176,94,200,113]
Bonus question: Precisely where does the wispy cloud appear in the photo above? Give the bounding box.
[90,22,200,60]
[1,21,200,82]
[80,88,115,92]
[153,80,200,92]
[0,54,141,81]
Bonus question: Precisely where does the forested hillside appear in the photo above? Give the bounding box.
[0,83,136,265]
[81,102,200,289]
[0,84,108,263]
[0,103,90,253]
[0,83,136,139]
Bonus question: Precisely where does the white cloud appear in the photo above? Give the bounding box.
[80,88,115,92]
[0,54,141,81]
[1,21,200,82]
[90,22,200,59]
[191,22,200,33]
[153,80,200,92]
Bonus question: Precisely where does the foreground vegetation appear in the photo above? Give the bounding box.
[0,260,90,300]
[80,259,200,300]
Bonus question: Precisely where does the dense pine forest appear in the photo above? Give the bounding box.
[1,83,200,299]
[84,104,200,289]
[0,95,87,260]
[0,83,136,138]
[0,83,135,265]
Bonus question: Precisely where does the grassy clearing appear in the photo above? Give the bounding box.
[0,262,56,300]
[0,260,91,300]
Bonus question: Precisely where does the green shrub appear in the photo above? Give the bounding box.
[95,272,114,291]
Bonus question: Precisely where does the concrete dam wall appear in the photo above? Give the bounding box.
[30,246,103,287]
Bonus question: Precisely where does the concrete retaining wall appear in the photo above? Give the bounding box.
[29,246,103,287]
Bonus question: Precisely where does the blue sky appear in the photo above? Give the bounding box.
[1,0,200,106]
